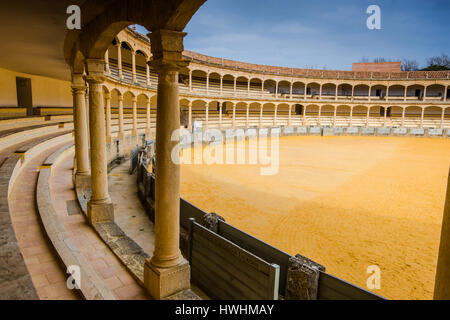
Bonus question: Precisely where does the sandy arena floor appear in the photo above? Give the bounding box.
[180,135,450,300]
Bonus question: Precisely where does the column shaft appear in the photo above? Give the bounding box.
[105,94,112,142]
[132,97,138,136]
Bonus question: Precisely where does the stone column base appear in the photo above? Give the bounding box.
[87,199,114,225]
[144,258,191,300]
[75,172,91,189]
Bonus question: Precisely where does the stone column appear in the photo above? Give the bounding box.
[368,86,371,102]
[383,107,387,127]
[132,51,137,83]
[132,96,138,137]
[333,106,337,127]
[247,79,250,95]
[304,84,308,100]
[232,103,236,129]
[143,30,190,300]
[205,103,209,131]
[233,77,237,97]
[445,86,448,102]
[206,73,209,95]
[117,43,123,79]
[146,63,151,86]
[335,85,338,100]
[261,80,264,98]
[421,107,425,128]
[288,104,292,127]
[246,103,249,128]
[220,75,223,96]
[118,95,124,139]
[146,98,151,135]
[303,105,307,126]
[434,168,450,300]
[349,106,353,127]
[274,105,278,126]
[85,89,90,145]
[71,74,90,186]
[85,59,114,225]
[351,85,354,102]
[319,84,322,100]
[188,102,192,131]
[404,86,407,102]
[219,103,223,130]
[318,106,321,126]
[290,82,293,99]
[189,70,192,92]
[105,92,112,143]
[441,107,445,129]
[275,81,279,98]
[386,86,390,101]
[105,50,110,75]
[402,108,406,128]
[423,86,428,101]
[259,105,263,128]
[366,106,370,127]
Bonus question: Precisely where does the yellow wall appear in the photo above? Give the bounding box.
[0,67,72,107]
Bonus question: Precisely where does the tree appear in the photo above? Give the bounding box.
[426,53,450,68]
[401,59,420,71]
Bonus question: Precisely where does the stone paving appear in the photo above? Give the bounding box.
[8,143,80,300]
[50,152,151,300]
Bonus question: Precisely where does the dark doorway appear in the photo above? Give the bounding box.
[16,77,33,116]
[415,89,421,98]
[376,89,381,97]
[295,104,303,115]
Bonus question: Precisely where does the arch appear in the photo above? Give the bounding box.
[353,84,369,97]
[321,83,337,98]
[337,83,352,97]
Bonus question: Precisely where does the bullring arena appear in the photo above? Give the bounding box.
[1,0,450,302]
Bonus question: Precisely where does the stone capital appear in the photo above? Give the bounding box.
[86,58,106,83]
[118,95,123,102]
[132,97,137,103]
[147,29,190,72]
[104,92,111,100]
[71,73,86,92]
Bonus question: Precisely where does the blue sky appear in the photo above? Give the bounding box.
[136,0,449,70]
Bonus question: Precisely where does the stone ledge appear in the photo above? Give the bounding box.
[36,144,115,300]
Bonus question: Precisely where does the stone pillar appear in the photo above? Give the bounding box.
[85,59,114,225]
[118,95,124,139]
[105,92,112,143]
[349,106,353,127]
[383,107,387,127]
[246,104,249,128]
[402,108,406,128]
[247,79,250,95]
[335,85,338,101]
[85,89,90,146]
[71,74,90,186]
[290,82,293,99]
[351,85,354,102]
[143,30,190,300]
[132,96,138,137]
[366,106,370,127]
[288,104,292,127]
[404,86,407,102]
[275,81,278,98]
[146,98,151,135]
[261,80,264,98]
[232,103,236,129]
[304,84,308,100]
[368,86,371,102]
[219,103,223,130]
[117,43,123,79]
[434,168,450,300]
[259,104,263,128]
[319,84,322,100]
[233,77,237,97]
[386,86,390,101]
[132,51,137,83]
[303,105,307,126]
[441,107,445,129]
[333,106,337,127]
[105,50,110,75]
[445,86,448,102]
[423,86,428,101]
[273,105,278,126]
[205,103,209,131]
[206,73,209,95]
[146,63,151,86]
[421,107,425,128]
[318,106,321,126]
[188,102,192,131]
[189,70,192,92]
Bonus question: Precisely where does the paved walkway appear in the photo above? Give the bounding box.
[50,152,151,300]
[8,142,79,300]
